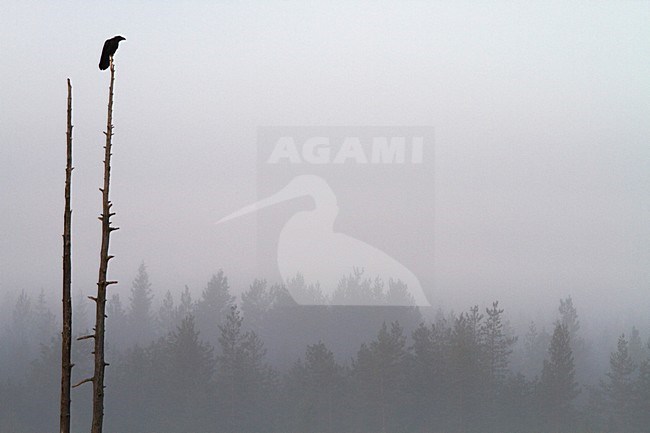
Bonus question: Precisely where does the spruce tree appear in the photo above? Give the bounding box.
[306,342,344,431]
[353,321,407,433]
[284,341,345,433]
[539,322,580,432]
[241,279,272,331]
[480,301,517,384]
[558,296,588,384]
[157,290,176,335]
[479,301,517,432]
[449,308,485,432]
[628,326,646,366]
[558,297,580,340]
[604,334,637,432]
[177,285,195,320]
[216,305,274,433]
[163,315,215,431]
[636,354,650,430]
[127,262,154,346]
[410,321,450,430]
[196,270,235,345]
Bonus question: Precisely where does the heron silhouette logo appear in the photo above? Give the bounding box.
[217,174,431,306]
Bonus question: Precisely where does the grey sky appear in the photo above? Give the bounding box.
[1,2,649,325]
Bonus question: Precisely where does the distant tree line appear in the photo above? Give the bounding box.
[1,266,649,433]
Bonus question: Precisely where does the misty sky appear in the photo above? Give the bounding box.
[1,1,649,326]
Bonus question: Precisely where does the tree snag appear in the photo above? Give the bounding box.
[60,77,73,433]
[92,56,119,433]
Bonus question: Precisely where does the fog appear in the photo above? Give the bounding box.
[1,2,649,432]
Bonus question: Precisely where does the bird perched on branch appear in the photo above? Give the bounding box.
[99,35,126,70]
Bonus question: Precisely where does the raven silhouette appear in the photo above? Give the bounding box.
[99,36,126,70]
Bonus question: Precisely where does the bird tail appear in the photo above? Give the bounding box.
[99,53,110,70]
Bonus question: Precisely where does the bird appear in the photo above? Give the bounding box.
[99,36,126,70]
[217,175,431,306]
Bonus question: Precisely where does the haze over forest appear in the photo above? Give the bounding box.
[1,2,649,433]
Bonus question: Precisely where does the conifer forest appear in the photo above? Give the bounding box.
[2,2,649,433]
[1,269,649,432]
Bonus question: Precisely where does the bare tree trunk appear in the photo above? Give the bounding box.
[60,78,73,433]
[91,57,119,433]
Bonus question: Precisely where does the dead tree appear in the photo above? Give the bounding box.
[60,78,73,433]
[91,54,120,433]
[74,56,120,433]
